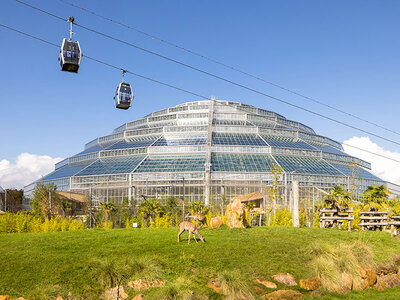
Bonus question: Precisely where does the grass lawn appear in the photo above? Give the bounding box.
[1,226,400,299]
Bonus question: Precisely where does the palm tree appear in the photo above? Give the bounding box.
[139,199,162,227]
[362,184,391,210]
[99,202,116,223]
[325,186,349,209]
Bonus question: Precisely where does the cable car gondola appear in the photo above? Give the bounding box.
[59,16,82,73]
[114,70,134,110]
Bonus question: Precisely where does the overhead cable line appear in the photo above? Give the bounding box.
[342,142,400,164]
[14,0,400,148]
[57,0,400,137]
[0,23,208,100]
[1,23,399,167]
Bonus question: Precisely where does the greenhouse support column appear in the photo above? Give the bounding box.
[128,175,132,206]
[204,97,215,206]
[292,180,300,227]
[89,186,93,229]
[4,189,6,212]
[182,177,185,220]
[284,172,288,207]
[49,190,52,216]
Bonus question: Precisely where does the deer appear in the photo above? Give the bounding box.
[177,221,205,244]
[185,212,208,228]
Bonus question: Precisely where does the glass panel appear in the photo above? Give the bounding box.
[153,136,207,146]
[76,156,146,176]
[327,161,382,181]
[41,162,91,181]
[135,155,206,173]
[273,155,343,175]
[212,133,267,146]
[106,136,158,150]
[211,153,275,172]
[76,144,103,155]
[261,136,315,150]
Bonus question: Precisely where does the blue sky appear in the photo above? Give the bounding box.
[1,0,400,187]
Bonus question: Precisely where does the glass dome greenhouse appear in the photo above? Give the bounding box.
[24,99,385,207]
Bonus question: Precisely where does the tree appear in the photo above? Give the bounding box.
[265,164,283,222]
[190,201,207,215]
[98,202,116,223]
[31,183,58,218]
[361,185,391,210]
[139,199,162,227]
[1,189,23,212]
[324,185,351,209]
[60,200,71,218]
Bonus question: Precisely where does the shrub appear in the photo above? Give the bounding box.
[0,212,86,234]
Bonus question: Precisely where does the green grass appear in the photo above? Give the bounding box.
[1,226,400,299]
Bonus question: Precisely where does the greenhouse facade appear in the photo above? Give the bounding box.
[24,99,389,207]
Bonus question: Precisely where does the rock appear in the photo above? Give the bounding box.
[103,285,128,300]
[376,262,398,275]
[210,216,222,228]
[272,273,297,286]
[253,286,265,295]
[255,278,277,289]
[225,199,246,228]
[375,273,400,290]
[262,290,303,299]
[352,278,368,291]
[56,297,64,300]
[299,277,322,291]
[353,266,377,290]
[131,294,145,300]
[16,298,26,300]
[127,278,166,290]
[365,269,377,287]
[207,278,223,294]
[0,296,11,300]
[333,273,353,294]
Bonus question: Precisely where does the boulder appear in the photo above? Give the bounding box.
[128,278,166,290]
[364,268,377,287]
[353,266,377,290]
[299,277,322,291]
[352,278,368,291]
[272,273,297,286]
[16,298,26,300]
[210,217,222,228]
[330,273,353,294]
[0,296,11,300]
[225,199,246,228]
[56,297,64,300]
[207,278,223,294]
[262,290,303,300]
[255,279,277,289]
[375,273,400,290]
[103,285,128,300]
[131,294,145,300]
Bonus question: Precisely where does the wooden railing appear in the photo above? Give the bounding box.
[389,216,400,237]
[358,211,389,231]
[319,208,354,231]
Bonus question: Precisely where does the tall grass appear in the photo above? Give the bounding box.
[309,240,374,293]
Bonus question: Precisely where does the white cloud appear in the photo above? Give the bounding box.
[343,137,400,185]
[0,153,62,189]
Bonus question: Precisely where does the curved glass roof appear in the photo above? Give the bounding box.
[33,100,382,185]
